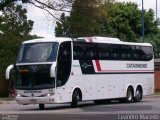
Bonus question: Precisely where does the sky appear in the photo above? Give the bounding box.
[26,5,56,38]
[26,0,160,38]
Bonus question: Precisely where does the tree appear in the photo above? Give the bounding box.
[0,0,12,10]
[55,1,160,56]
[143,30,160,58]
[0,3,37,97]
[0,3,34,36]
[55,1,158,40]
[55,0,114,37]
[0,0,73,20]
[102,2,142,41]
[55,13,70,37]
[68,0,102,37]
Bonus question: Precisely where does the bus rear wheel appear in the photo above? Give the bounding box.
[133,87,142,102]
[39,104,45,110]
[71,89,80,108]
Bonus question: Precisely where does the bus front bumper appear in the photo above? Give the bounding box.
[16,96,56,105]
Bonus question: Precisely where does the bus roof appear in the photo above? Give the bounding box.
[22,36,152,47]
[77,36,152,47]
[22,37,72,44]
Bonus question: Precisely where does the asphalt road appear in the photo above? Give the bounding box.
[0,97,160,120]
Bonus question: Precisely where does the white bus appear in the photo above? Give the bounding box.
[6,37,154,109]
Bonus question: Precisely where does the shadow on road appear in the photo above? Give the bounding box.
[22,99,152,112]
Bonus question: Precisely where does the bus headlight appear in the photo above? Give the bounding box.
[47,93,55,96]
[17,94,21,97]
[16,94,26,97]
[42,93,55,97]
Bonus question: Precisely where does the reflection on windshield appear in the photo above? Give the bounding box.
[16,42,59,63]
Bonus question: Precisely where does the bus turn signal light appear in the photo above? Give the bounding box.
[19,69,29,73]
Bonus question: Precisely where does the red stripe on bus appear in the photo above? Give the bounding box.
[98,70,154,72]
[95,60,102,71]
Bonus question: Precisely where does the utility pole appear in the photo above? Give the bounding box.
[142,0,144,42]
[156,0,157,20]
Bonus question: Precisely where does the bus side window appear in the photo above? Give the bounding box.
[58,47,70,61]
[133,54,138,60]
[73,43,84,60]
[111,53,117,59]
[86,51,93,59]
[99,52,109,60]
[97,43,110,60]
[84,43,96,60]
[141,46,153,61]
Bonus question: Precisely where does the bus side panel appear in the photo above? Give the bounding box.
[121,73,154,97]
[141,74,154,96]
[65,60,85,102]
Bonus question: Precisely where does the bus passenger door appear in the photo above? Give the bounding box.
[56,42,72,102]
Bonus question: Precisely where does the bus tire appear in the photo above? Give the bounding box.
[39,104,45,110]
[71,89,80,108]
[133,87,142,102]
[126,87,133,103]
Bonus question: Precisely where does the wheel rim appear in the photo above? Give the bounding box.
[76,94,80,101]
[136,89,141,100]
[127,90,132,101]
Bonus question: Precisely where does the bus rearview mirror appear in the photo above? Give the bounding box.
[50,62,56,78]
[6,64,14,79]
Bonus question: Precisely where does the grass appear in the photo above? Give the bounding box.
[152,92,160,96]
[0,97,14,101]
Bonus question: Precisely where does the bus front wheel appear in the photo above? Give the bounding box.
[39,104,45,110]
[71,89,80,108]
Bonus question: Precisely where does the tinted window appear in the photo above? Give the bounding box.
[73,42,153,61]
[73,43,84,59]
[73,42,97,60]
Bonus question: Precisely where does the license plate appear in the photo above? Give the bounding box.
[30,99,37,103]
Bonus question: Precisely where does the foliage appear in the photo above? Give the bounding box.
[0,3,37,82]
[0,3,34,36]
[55,13,70,37]
[0,0,12,10]
[55,1,160,56]
[68,0,102,37]
[103,2,142,41]
[56,1,158,39]
[143,30,160,58]
[55,0,114,37]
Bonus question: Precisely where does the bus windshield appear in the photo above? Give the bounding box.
[15,65,55,90]
[16,42,59,63]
